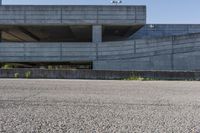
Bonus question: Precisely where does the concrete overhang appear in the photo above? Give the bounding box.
[0,5,146,25]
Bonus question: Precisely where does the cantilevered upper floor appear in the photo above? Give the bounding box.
[0,5,146,42]
[0,5,146,25]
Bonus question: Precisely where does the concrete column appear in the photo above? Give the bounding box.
[92,25,102,43]
[0,30,2,42]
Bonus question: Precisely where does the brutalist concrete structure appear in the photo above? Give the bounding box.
[0,5,200,71]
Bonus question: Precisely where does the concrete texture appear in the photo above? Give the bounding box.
[92,25,102,43]
[0,5,146,25]
[94,33,200,71]
[131,24,200,39]
[1,79,200,132]
[1,5,200,71]
[1,32,200,71]
[0,42,96,62]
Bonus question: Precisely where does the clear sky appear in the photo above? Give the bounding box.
[2,0,200,24]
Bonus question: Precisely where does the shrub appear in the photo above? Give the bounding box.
[124,76,154,81]
[14,73,19,78]
[2,64,13,69]
[48,65,53,70]
[125,76,145,81]
[25,71,31,78]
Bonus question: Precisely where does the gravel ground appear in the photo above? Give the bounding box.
[1,79,200,132]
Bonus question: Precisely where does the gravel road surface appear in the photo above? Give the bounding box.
[1,79,200,132]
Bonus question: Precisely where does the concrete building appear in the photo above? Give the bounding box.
[0,5,200,71]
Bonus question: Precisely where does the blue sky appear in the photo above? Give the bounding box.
[3,0,200,24]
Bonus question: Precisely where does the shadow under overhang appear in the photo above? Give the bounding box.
[102,25,143,42]
[0,24,144,42]
[0,25,92,42]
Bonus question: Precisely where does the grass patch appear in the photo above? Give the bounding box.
[124,76,154,81]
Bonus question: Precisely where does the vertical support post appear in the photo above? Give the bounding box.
[0,30,2,42]
[171,36,175,70]
[92,25,102,66]
[92,25,102,43]
[0,0,1,37]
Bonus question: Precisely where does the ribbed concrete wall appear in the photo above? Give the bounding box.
[131,24,200,39]
[94,33,200,71]
[1,33,200,71]
[0,43,96,62]
[0,5,146,25]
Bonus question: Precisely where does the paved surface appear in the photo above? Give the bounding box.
[1,79,200,132]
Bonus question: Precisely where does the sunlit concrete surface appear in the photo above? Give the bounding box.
[1,79,200,132]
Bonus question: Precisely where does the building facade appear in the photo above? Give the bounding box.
[0,5,200,71]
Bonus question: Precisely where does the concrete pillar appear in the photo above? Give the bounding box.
[92,25,102,43]
[0,30,2,42]
[0,1,3,42]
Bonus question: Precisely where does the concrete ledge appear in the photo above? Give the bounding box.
[0,69,200,80]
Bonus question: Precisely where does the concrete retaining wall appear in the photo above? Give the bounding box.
[0,69,200,80]
[1,33,200,71]
[94,33,200,71]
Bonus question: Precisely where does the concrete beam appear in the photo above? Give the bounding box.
[0,5,146,25]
